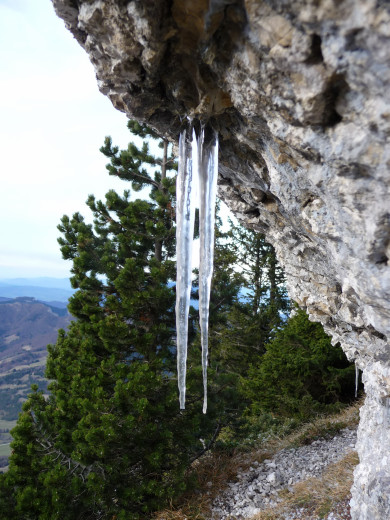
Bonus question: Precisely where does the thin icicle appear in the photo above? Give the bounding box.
[384,397,390,427]
[198,127,219,414]
[176,128,197,410]
[355,364,359,398]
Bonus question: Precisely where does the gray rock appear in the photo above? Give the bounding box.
[267,471,277,484]
[52,1,390,517]
[209,426,356,519]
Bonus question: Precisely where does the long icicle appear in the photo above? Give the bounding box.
[176,128,197,409]
[198,127,219,414]
[355,363,359,398]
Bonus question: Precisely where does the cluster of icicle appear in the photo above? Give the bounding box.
[175,124,218,414]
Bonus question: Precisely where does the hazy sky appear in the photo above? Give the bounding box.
[0,1,139,278]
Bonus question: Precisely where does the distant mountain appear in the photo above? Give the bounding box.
[0,297,72,420]
[0,285,74,303]
[0,278,75,304]
[0,277,72,290]
[37,300,69,310]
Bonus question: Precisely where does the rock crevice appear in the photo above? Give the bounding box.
[52,1,390,518]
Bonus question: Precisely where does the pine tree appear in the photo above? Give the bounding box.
[240,307,355,421]
[213,222,290,374]
[0,122,219,520]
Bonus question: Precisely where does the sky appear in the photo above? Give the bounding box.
[0,1,140,278]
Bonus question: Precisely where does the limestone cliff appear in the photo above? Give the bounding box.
[52,1,390,518]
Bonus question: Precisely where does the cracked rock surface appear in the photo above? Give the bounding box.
[52,1,390,518]
[210,427,357,519]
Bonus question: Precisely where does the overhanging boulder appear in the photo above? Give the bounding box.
[52,1,390,517]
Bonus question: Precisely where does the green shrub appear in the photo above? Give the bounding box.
[241,308,355,421]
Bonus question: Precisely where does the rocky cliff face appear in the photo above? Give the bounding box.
[52,1,390,518]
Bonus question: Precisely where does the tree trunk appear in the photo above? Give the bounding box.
[154,139,168,262]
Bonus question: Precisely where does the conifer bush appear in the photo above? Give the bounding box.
[0,123,225,519]
[241,308,355,421]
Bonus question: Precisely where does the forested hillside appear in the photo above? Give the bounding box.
[0,297,72,420]
[0,297,72,472]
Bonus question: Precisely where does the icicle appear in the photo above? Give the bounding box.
[176,128,197,409]
[355,364,359,398]
[198,127,219,414]
[175,122,219,413]
[384,397,390,427]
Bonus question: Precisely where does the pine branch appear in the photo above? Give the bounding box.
[30,411,105,481]
[130,170,160,188]
[189,422,222,463]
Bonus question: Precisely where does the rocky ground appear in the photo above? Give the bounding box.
[210,427,357,520]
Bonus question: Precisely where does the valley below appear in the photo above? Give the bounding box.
[0,280,73,471]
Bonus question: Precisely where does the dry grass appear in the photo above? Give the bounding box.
[278,401,360,451]
[154,450,244,520]
[252,451,359,520]
[154,401,362,520]
[153,498,209,520]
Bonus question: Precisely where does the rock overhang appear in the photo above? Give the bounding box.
[52,1,390,518]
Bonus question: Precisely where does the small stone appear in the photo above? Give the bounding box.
[267,472,277,484]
